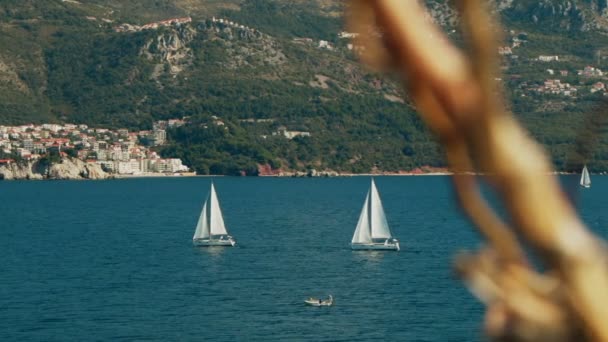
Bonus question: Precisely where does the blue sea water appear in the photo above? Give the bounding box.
[1,176,606,341]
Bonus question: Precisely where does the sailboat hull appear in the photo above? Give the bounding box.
[351,241,400,251]
[193,237,236,247]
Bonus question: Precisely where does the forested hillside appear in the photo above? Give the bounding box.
[1,0,608,174]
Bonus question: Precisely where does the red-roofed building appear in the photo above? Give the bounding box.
[591,82,605,93]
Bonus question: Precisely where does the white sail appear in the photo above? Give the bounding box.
[193,201,210,240]
[369,179,392,239]
[209,183,228,236]
[580,165,591,188]
[352,192,372,243]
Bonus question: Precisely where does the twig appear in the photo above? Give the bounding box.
[348,0,608,340]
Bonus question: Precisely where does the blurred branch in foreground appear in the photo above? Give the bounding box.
[347,1,608,341]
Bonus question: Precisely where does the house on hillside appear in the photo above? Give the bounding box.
[498,46,512,55]
[579,66,603,77]
[591,82,605,93]
[538,55,559,62]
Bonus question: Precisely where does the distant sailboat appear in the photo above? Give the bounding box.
[351,179,400,251]
[580,165,591,188]
[193,182,236,247]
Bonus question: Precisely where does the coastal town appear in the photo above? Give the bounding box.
[0,119,191,177]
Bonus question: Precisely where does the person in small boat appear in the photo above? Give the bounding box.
[319,299,322,304]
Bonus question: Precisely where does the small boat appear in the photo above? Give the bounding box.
[580,165,591,188]
[192,182,236,247]
[305,295,333,306]
[351,179,400,251]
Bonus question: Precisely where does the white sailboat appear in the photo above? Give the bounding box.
[351,179,400,251]
[580,165,591,188]
[193,182,236,247]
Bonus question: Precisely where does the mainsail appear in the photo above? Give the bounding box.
[580,165,591,188]
[209,183,228,236]
[369,179,392,239]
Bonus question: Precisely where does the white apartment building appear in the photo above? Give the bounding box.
[97,161,115,172]
[149,158,188,173]
[152,129,166,145]
[42,124,62,132]
[23,139,34,151]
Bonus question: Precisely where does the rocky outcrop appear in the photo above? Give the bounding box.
[0,158,110,180]
[425,0,608,32]
[0,57,30,93]
[140,19,287,78]
[47,158,109,180]
[0,162,44,180]
[141,24,197,75]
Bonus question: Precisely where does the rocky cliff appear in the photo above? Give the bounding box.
[427,0,608,32]
[47,158,110,180]
[0,162,44,180]
[0,158,110,180]
[140,19,286,82]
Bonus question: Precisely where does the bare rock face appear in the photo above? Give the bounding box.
[0,162,43,180]
[141,25,197,76]
[424,0,608,32]
[48,158,84,179]
[0,158,110,180]
[82,161,108,180]
[47,158,110,180]
[0,57,30,93]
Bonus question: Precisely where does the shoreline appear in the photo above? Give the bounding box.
[257,170,585,177]
[112,172,201,179]
[1,170,597,181]
[258,172,454,177]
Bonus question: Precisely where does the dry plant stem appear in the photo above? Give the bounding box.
[366,0,608,340]
[374,3,480,123]
[446,145,526,265]
[457,251,568,331]
[365,0,525,264]
[486,118,608,341]
[458,0,499,94]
